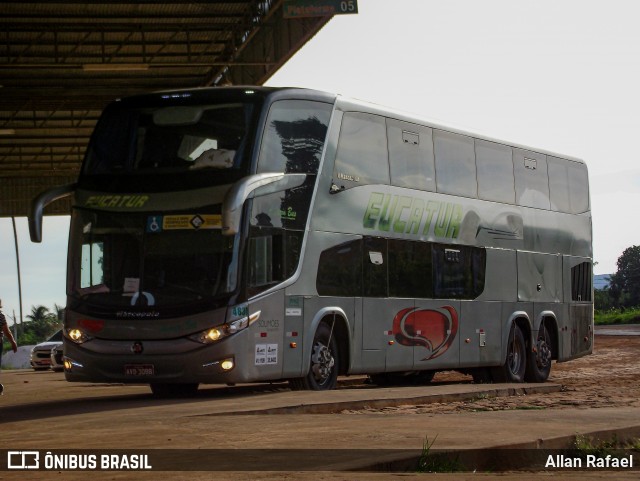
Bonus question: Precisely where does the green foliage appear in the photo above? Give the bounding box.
[594,306,640,325]
[594,289,615,311]
[609,245,640,307]
[3,304,62,349]
[416,435,462,473]
[575,433,640,454]
[595,245,640,312]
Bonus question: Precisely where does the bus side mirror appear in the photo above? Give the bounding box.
[221,173,306,236]
[29,183,77,243]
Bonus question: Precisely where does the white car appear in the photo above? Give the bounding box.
[50,343,64,372]
[30,330,63,371]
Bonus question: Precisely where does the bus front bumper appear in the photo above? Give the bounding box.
[62,335,255,385]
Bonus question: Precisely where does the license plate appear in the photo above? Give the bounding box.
[124,364,155,376]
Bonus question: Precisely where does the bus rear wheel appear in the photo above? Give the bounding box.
[290,322,338,391]
[525,324,553,382]
[491,324,526,383]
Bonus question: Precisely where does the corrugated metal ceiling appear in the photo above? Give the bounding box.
[0,1,332,216]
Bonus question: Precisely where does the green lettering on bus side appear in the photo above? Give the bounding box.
[422,201,440,236]
[363,192,384,229]
[378,194,397,232]
[393,196,412,233]
[447,204,463,238]
[406,198,424,234]
[363,192,463,240]
[434,203,452,237]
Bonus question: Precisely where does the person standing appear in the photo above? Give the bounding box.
[0,298,18,395]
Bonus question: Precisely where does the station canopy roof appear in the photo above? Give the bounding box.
[0,1,333,217]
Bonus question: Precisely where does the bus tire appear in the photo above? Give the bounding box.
[525,323,553,382]
[491,324,526,383]
[289,322,338,391]
[150,382,199,398]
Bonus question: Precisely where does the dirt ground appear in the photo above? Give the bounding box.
[1,333,639,481]
[341,335,640,414]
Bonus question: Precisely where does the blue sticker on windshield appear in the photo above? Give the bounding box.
[146,216,163,233]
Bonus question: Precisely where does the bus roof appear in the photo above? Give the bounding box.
[112,86,584,165]
[334,95,585,165]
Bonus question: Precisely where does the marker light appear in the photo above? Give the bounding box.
[220,359,234,371]
[63,357,83,370]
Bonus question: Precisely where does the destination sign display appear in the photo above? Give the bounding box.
[283,0,358,18]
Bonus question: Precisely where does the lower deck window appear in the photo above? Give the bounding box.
[317,237,486,300]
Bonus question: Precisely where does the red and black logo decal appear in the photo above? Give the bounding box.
[392,306,458,360]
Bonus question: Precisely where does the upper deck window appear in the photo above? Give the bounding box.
[387,118,436,192]
[548,157,590,214]
[257,100,332,175]
[514,149,550,209]
[84,102,255,176]
[333,112,389,190]
[475,139,515,204]
[433,130,477,198]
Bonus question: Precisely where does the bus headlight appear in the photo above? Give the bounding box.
[190,314,256,345]
[203,327,223,343]
[66,328,93,344]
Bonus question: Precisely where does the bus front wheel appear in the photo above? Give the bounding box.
[290,322,339,391]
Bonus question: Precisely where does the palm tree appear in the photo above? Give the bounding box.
[52,303,65,321]
[25,305,58,339]
[26,305,50,323]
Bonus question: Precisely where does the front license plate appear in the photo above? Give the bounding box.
[124,364,155,376]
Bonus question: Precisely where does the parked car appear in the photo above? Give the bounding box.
[30,330,63,370]
[50,343,64,372]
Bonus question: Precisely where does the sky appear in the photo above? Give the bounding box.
[1,0,639,325]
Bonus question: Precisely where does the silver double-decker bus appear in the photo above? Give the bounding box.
[30,87,593,396]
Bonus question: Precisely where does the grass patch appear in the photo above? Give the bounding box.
[575,433,640,454]
[416,435,463,473]
[594,307,640,325]
[575,434,618,456]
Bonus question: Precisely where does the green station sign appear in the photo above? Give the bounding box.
[283,0,358,18]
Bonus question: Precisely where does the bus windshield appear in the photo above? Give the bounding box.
[83,102,255,176]
[68,208,237,311]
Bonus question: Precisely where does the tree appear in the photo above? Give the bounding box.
[609,245,640,307]
[21,305,60,343]
[2,304,62,349]
[52,303,65,321]
[594,288,615,311]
